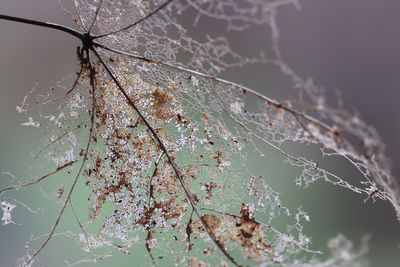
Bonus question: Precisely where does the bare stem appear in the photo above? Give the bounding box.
[0,14,85,41]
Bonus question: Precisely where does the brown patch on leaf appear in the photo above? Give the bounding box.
[201,182,218,200]
[201,113,209,125]
[201,214,227,248]
[188,257,206,267]
[88,193,106,221]
[184,164,200,179]
[151,87,175,121]
[214,150,223,165]
[232,204,271,260]
[176,113,190,128]
[200,204,271,261]
[201,214,222,233]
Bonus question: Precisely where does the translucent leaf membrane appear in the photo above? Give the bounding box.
[75,0,168,32]
[276,62,400,218]
[78,0,284,75]
[85,49,367,265]
[98,47,400,216]
[1,0,399,266]
[84,0,400,222]
[86,55,295,265]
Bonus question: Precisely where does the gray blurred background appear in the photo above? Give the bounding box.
[0,0,400,266]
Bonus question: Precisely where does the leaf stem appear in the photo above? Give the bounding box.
[0,14,85,41]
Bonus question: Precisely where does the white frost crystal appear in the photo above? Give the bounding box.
[1,201,16,225]
[21,117,40,128]
[229,101,244,114]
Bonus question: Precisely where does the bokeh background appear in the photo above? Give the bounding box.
[1,0,400,266]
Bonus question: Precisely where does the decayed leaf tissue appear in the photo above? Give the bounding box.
[0,0,399,266]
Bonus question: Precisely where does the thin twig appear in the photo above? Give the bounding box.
[33,120,89,159]
[71,0,87,31]
[0,160,77,195]
[88,0,104,33]
[69,199,90,249]
[148,152,164,206]
[186,208,194,267]
[66,65,84,96]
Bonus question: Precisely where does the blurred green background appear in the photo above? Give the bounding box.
[1,0,400,266]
